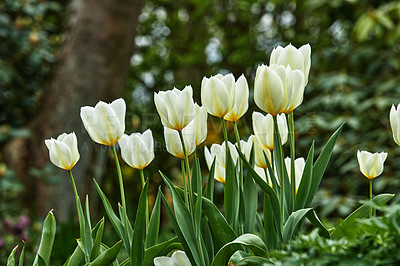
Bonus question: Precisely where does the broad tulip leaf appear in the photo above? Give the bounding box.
[93,179,129,252]
[229,250,251,264]
[146,189,162,248]
[88,240,123,266]
[131,179,149,266]
[235,256,274,265]
[143,237,181,266]
[331,193,394,239]
[243,165,258,234]
[294,142,314,211]
[118,203,133,247]
[211,234,268,266]
[160,188,196,265]
[224,149,239,231]
[7,245,18,266]
[160,171,202,266]
[33,210,56,266]
[263,194,278,251]
[306,123,344,207]
[90,218,104,261]
[201,216,214,262]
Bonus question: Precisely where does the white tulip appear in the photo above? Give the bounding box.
[164,123,196,159]
[284,157,306,191]
[154,86,195,131]
[194,104,208,146]
[270,43,311,85]
[253,137,272,169]
[45,132,80,170]
[154,250,192,266]
[204,141,238,183]
[80,98,126,146]
[390,104,400,146]
[201,73,235,118]
[118,129,154,170]
[252,111,288,151]
[224,74,249,122]
[357,150,387,179]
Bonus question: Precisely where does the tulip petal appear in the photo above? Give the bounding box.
[80,106,104,144]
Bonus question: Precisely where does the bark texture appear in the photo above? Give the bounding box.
[10,0,144,221]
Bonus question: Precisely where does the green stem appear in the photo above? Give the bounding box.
[273,115,285,228]
[140,169,149,229]
[112,145,126,211]
[221,118,229,151]
[181,159,189,206]
[369,179,373,218]
[233,122,244,189]
[178,130,192,211]
[288,111,296,211]
[68,170,79,203]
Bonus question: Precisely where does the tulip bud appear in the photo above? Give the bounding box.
[154,250,192,266]
[357,150,387,179]
[164,123,196,159]
[45,132,80,170]
[390,104,400,146]
[270,43,311,85]
[284,157,305,191]
[252,111,288,151]
[118,129,155,170]
[194,104,208,146]
[80,98,126,146]
[204,141,238,183]
[201,73,235,118]
[154,86,195,131]
[224,74,249,122]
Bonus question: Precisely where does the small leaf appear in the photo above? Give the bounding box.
[235,256,274,265]
[64,244,84,266]
[7,245,18,266]
[88,240,123,266]
[18,242,25,266]
[33,210,56,266]
[146,189,162,248]
[90,218,104,261]
[293,142,314,211]
[206,159,216,201]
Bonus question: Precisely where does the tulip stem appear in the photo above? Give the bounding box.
[140,169,149,230]
[288,111,296,211]
[221,118,229,152]
[178,130,192,211]
[112,145,126,213]
[369,179,373,218]
[68,170,79,204]
[181,159,189,207]
[273,115,285,227]
[233,122,244,188]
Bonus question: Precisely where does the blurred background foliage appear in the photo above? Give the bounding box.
[1,0,400,263]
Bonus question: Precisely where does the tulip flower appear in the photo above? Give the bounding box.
[154,86,195,131]
[45,132,80,170]
[154,250,192,266]
[204,141,238,183]
[284,157,305,191]
[80,98,126,146]
[390,104,400,146]
[253,137,272,169]
[118,129,154,170]
[164,123,196,159]
[255,165,280,186]
[357,150,387,180]
[193,104,208,146]
[201,73,235,118]
[254,64,305,115]
[252,111,288,151]
[224,74,249,122]
[270,43,311,85]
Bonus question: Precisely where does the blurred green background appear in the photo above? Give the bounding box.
[1,0,400,264]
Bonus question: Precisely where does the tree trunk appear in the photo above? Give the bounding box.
[10,0,144,221]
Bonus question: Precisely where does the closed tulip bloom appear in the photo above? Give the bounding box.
[284,157,306,191]
[80,98,126,146]
[390,104,400,146]
[194,104,208,146]
[255,166,279,186]
[164,123,196,159]
[118,129,154,170]
[357,150,387,179]
[201,73,235,118]
[253,137,272,169]
[204,141,238,183]
[224,74,249,122]
[45,132,80,170]
[270,43,311,85]
[154,250,192,266]
[154,86,195,131]
[253,111,288,151]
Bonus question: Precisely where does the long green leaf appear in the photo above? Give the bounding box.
[293,142,314,211]
[211,234,268,266]
[131,179,149,266]
[93,179,128,252]
[224,149,239,231]
[90,218,104,261]
[243,167,257,233]
[7,245,18,266]
[143,237,181,266]
[192,157,203,239]
[64,244,84,266]
[18,243,25,266]
[306,209,330,239]
[201,216,214,262]
[331,193,394,239]
[33,210,56,266]
[146,189,162,248]
[159,189,196,265]
[88,240,123,266]
[206,159,216,201]
[306,123,344,207]
[263,194,277,251]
